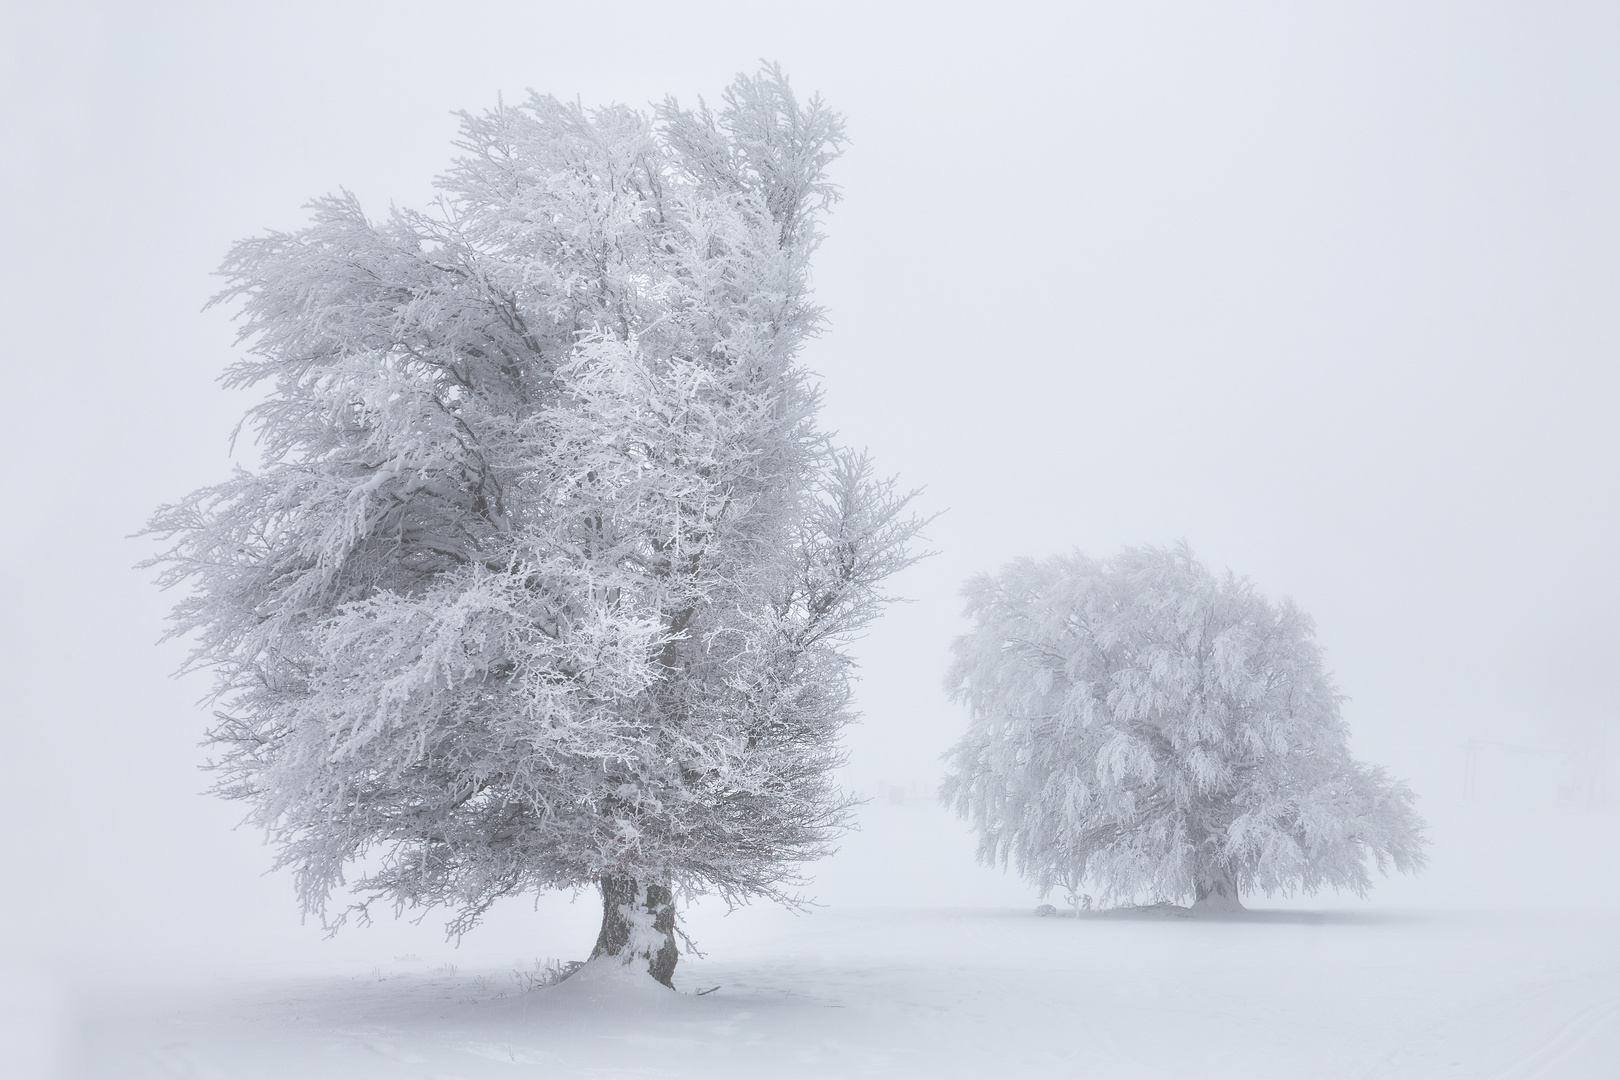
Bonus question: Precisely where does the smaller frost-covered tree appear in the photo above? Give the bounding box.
[942,545,1426,913]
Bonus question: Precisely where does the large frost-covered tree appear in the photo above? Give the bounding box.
[146,67,923,986]
[942,545,1425,913]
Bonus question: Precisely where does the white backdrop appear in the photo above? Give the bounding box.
[3,0,1617,979]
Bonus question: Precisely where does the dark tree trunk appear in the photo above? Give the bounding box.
[590,874,679,987]
[1191,865,1244,914]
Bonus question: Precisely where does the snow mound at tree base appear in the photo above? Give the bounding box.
[1191,893,1245,916]
[536,956,681,1007]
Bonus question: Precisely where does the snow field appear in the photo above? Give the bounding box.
[19,800,1618,1079]
[63,903,1620,1079]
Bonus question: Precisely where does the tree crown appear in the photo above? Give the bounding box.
[146,68,924,937]
[942,544,1426,907]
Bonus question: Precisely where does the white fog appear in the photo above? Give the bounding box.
[2,3,1617,1077]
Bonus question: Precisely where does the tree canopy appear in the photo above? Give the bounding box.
[942,545,1426,912]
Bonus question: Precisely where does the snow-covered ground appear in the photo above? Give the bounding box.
[50,903,1620,1079]
[13,800,1616,1079]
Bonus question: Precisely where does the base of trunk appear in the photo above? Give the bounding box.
[589,875,679,987]
[1190,868,1244,914]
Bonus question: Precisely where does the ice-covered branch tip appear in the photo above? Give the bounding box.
[659,62,847,250]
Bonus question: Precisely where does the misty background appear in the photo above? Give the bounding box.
[2,1,1616,979]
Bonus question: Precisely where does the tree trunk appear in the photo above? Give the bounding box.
[590,874,679,987]
[1191,866,1244,914]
